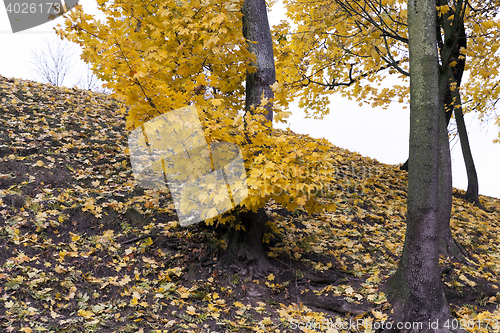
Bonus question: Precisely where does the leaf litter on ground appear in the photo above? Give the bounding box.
[0,75,500,332]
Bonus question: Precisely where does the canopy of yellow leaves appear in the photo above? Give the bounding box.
[273,0,500,141]
[57,0,336,222]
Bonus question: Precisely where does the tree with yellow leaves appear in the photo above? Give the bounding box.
[273,0,500,263]
[57,0,335,277]
[274,0,500,206]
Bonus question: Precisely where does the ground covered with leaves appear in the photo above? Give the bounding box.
[1,76,500,333]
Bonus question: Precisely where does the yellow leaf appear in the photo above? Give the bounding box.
[483,20,495,29]
[270,81,281,91]
[437,5,449,14]
[178,291,190,298]
[118,275,132,286]
[68,286,76,299]
[261,317,273,325]
[372,310,387,320]
[233,301,245,308]
[267,273,275,281]
[186,305,197,315]
[211,99,223,106]
[77,309,93,319]
[143,237,153,246]
[477,311,491,320]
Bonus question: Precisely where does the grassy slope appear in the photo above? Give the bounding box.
[1,75,500,333]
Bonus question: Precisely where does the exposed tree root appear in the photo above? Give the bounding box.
[218,207,276,280]
[301,292,371,315]
[437,228,468,264]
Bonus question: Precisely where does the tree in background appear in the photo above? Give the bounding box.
[57,0,336,277]
[29,37,76,87]
[29,37,111,93]
[75,63,101,92]
[382,0,464,329]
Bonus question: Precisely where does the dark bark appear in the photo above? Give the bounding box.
[434,8,468,260]
[401,106,465,263]
[242,0,276,122]
[382,0,464,331]
[218,0,276,276]
[437,70,467,262]
[438,2,480,206]
[400,24,467,262]
[454,101,481,205]
[403,4,481,206]
[219,208,274,278]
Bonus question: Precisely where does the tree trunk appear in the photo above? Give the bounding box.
[220,208,273,278]
[438,1,480,206]
[402,6,480,206]
[382,0,464,330]
[219,0,276,278]
[437,73,466,262]
[453,92,481,205]
[242,0,276,122]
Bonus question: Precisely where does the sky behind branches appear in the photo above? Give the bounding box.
[0,0,498,198]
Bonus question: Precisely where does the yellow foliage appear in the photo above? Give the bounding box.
[57,0,338,226]
[273,0,500,141]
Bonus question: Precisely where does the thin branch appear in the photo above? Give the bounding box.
[297,62,399,89]
[381,34,409,76]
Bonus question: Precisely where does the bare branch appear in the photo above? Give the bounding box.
[29,37,77,86]
[380,34,409,76]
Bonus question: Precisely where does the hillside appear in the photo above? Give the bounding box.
[1,75,500,333]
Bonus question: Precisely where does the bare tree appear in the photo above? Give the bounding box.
[75,63,113,94]
[29,37,112,94]
[29,37,77,87]
[75,63,99,91]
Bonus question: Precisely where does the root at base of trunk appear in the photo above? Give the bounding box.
[437,231,468,264]
[218,207,275,280]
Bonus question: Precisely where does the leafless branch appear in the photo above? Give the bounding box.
[29,37,77,86]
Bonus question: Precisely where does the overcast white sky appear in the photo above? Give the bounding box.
[0,0,499,199]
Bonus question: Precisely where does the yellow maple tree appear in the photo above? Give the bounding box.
[274,0,500,135]
[56,0,336,235]
[274,0,499,205]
